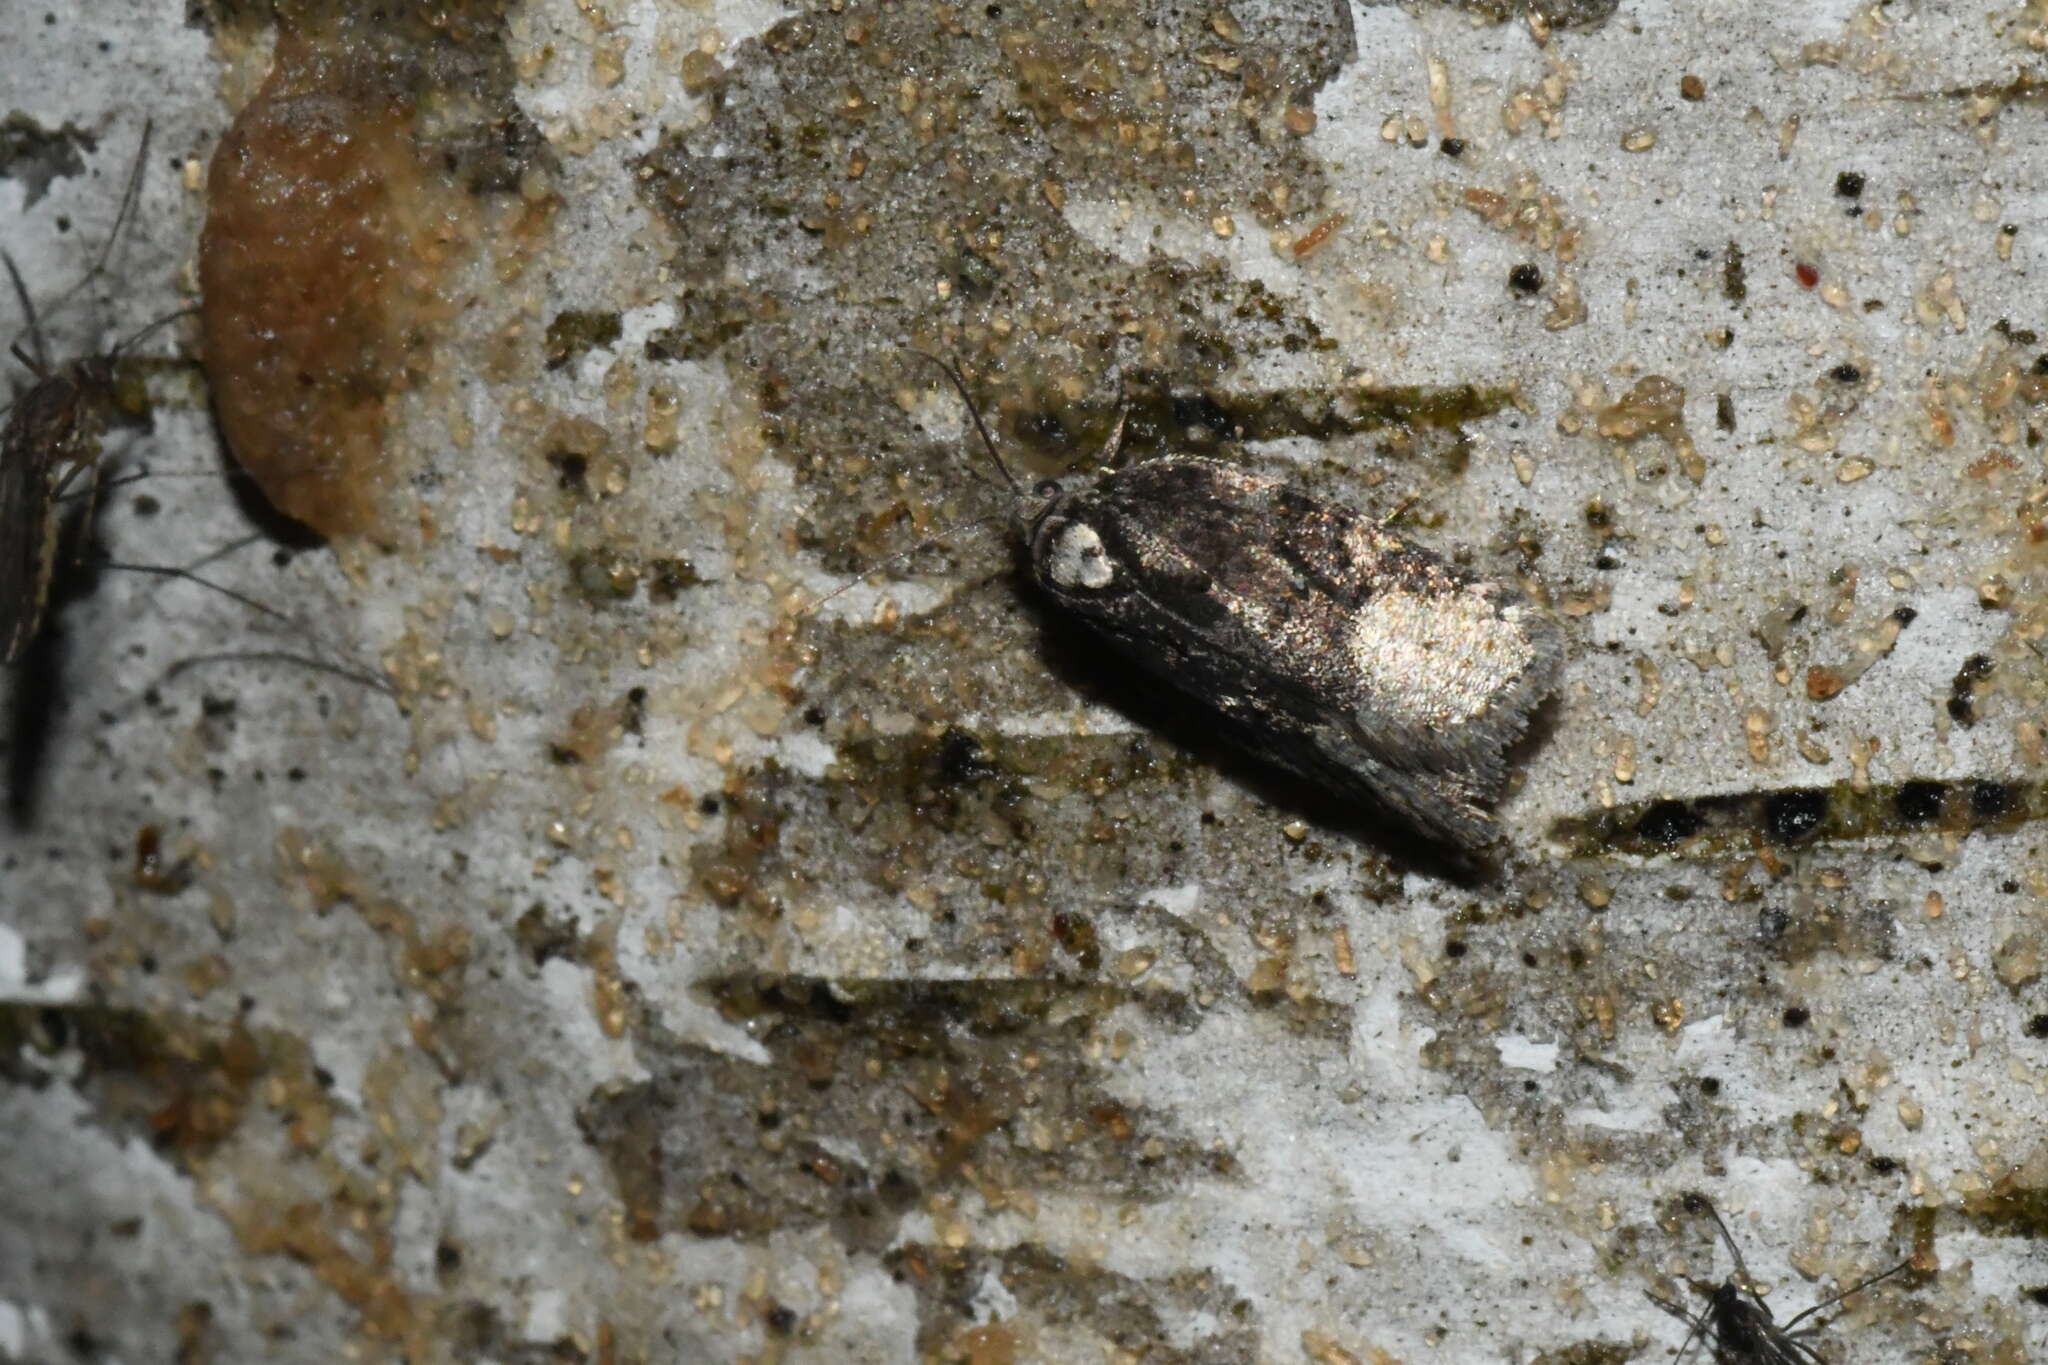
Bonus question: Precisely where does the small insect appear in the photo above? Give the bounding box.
[911,355,1561,850]
[3,121,160,665]
[2,124,389,698]
[1647,1191,1912,1364]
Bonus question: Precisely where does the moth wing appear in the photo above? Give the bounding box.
[1344,592,1562,800]
[1254,479,1562,798]
[1177,645,1502,848]
[1079,458,1554,847]
[1294,719,1502,847]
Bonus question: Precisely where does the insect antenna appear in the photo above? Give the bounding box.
[5,122,185,440]
[798,352,1032,618]
[1688,1192,1759,1294]
[69,119,154,312]
[802,512,1008,616]
[1667,1191,1908,1364]
[902,349,1022,495]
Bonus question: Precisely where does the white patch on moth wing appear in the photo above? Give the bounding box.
[1346,586,1536,728]
[1046,521,1116,590]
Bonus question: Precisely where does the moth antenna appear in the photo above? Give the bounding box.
[803,513,1006,616]
[1777,1256,1913,1334]
[903,349,1022,495]
[796,353,1032,621]
[3,251,48,375]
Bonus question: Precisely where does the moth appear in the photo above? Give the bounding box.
[912,355,1561,850]
[1647,1191,1912,1365]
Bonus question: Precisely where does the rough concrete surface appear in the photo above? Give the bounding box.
[4,1,2047,1361]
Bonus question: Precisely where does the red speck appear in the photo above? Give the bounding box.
[1794,261,1820,288]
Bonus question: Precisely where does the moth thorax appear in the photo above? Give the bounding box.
[1043,519,1116,591]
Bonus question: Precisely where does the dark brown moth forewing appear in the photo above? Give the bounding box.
[1647,1192,1911,1365]
[1022,457,1562,848]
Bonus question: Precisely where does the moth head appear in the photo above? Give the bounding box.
[1028,498,1131,602]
